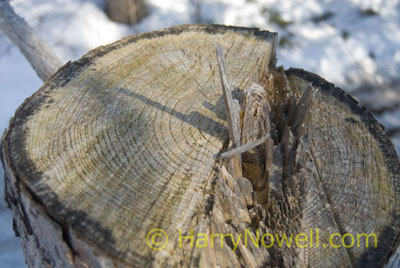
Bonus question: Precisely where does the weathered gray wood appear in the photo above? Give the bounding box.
[219,135,270,159]
[1,24,399,268]
[216,44,241,148]
[216,46,243,178]
[1,24,277,267]
[285,68,400,268]
[239,82,272,189]
[0,0,62,81]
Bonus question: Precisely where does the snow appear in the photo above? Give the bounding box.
[0,0,399,266]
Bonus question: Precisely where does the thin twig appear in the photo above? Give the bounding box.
[218,135,270,159]
[216,44,241,148]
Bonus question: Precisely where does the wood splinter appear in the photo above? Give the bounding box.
[219,134,270,159]
[216,45,271,161]
[216,44,241,148]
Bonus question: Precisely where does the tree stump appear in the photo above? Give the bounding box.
[105,0,148,25]
[1,24,399,267]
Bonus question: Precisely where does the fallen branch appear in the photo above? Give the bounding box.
[0,0,63,81]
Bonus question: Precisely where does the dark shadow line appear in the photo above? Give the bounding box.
[119,88,228,142]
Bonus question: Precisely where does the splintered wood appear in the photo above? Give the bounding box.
[216,46,313,183]
[2,25,399,268]
[216,45,241,149]
[213,48,400,267]
[215,45,322,267]
[219,135,270,159]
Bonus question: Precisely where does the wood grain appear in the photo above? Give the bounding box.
[1,24,276,267]
[1,24,399,267]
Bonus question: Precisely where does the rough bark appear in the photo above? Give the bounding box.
[1,24,399,268]
[0,0,62,81]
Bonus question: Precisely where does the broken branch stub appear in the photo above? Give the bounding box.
[1,24,399,268]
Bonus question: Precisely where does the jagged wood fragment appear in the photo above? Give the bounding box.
[241,82,271,144]
[216,44,241,148]
[239,82,272,197]
[291,85,314,136]
[235,176,254,206]
[232,99,241,143]
[219,135,270,159]
[216,45,243,178]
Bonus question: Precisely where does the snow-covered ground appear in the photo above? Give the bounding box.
[0,0,399,266]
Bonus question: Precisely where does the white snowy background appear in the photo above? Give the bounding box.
[0,0,399,266]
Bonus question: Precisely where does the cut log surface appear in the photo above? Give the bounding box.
[1,24,399,268]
